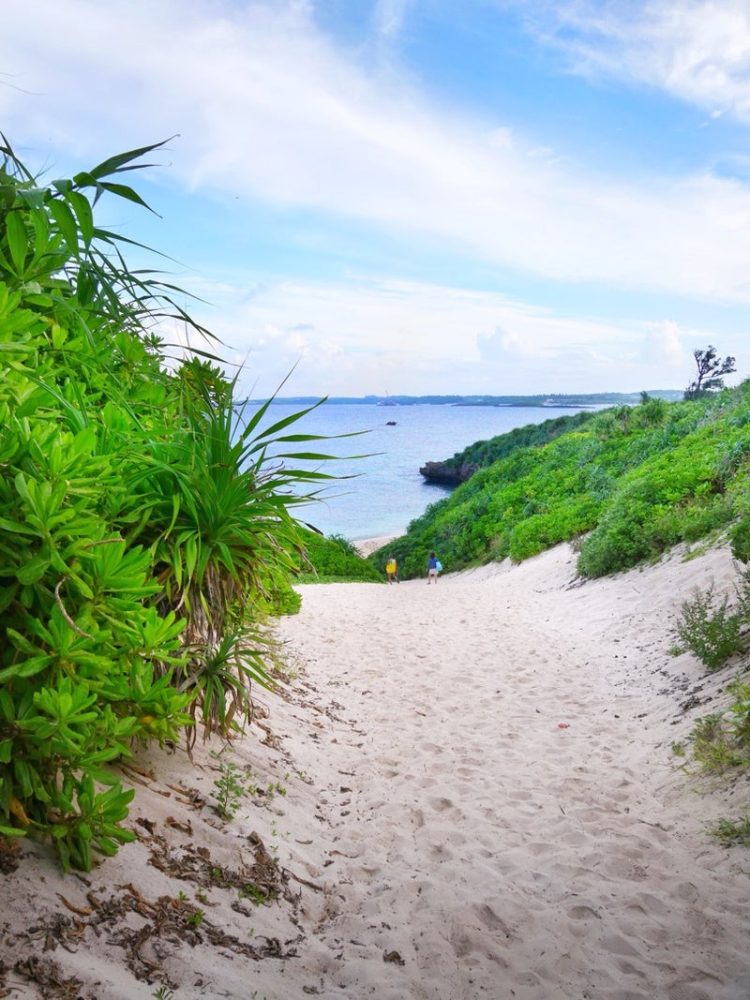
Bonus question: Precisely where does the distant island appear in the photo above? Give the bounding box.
[245,391,683,407]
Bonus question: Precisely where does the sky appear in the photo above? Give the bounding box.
[2,0,750,397]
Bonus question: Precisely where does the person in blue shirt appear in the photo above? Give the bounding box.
[427,551,439,584]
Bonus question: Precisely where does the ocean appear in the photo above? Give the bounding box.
[244,402,594,541]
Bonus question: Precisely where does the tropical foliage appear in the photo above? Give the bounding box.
[0,139,326,867]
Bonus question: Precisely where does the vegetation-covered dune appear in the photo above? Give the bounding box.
[374,390,750,579]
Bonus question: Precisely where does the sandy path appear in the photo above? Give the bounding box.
[275,545,750,1000]
[2,543,748,999]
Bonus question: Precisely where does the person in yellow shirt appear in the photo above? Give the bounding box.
[385,555,399,584]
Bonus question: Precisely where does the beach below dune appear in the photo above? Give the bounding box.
[353,534,399,557]
[2,542,749,1000]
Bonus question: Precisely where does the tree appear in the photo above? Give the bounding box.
[685,345,736,399]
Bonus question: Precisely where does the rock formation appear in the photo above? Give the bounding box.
[419,460,478,486]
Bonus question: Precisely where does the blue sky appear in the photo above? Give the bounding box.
[2,0,750,397]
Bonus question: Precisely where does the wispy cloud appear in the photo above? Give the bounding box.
[2,0,750,304]
[518,0,750,121]
[372,0,411,39]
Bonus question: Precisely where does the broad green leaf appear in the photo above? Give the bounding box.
[51,323,68,349]
[0,656,52,682]
[0,825,26,838]
[5,211,27,273]
[65,190,94,244]
[48,199,79,253]
[16,555,50,585]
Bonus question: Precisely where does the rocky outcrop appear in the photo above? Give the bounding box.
[419,460,478,486]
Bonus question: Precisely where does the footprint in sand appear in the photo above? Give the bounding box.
[601,932,642,957]
[474,903,513,938]
[429,842,453,861]
[567,904,601,921]
[429,795,454,812]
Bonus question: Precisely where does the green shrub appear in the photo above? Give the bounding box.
[726,674,750,749]
[687,712,746,772]
[631,395,667,428]
[728,464,750,564]
[578,414,742,577]
[297,531,381,582]
[709,815,750,847]
[674,584,743,670]
[211,756,249,821]
[683,675,750,776]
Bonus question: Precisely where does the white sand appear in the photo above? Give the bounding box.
[354,534,399,557]
[2,542,749,999]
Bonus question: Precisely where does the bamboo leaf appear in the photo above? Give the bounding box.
[98,181,157,213]
[65,190,94,244]
[83,139,173,181]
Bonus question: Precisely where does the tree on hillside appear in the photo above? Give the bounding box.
[684,345,736,399]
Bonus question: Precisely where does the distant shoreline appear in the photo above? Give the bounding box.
[244,390,683,407]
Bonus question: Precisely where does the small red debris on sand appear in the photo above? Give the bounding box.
[557,722,570,729]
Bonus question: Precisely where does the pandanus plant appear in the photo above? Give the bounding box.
[125,359,345,745]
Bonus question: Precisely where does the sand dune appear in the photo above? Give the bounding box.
[2,543,749,999]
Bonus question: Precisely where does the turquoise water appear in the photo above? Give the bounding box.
[246,402,594,541]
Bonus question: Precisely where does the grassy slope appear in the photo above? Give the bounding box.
[371,388,750,580]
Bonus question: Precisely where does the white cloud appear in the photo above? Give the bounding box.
[185,275,708,396]
[640,319,686,366]
[2,1,750,303]
[520,1,750,122]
